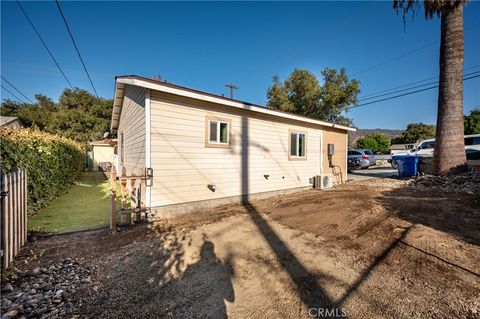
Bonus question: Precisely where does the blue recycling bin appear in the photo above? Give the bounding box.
[395,155,419,177]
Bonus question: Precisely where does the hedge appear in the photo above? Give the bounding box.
[0,127,85,213]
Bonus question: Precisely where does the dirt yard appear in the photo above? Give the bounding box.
[10,178,480,318]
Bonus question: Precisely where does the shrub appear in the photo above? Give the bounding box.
[0,127,85,213]
[356,133,391,154]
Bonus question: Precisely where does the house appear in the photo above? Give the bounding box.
[87,139,116,172]
[0,116,23,129]
[110,75,355,218]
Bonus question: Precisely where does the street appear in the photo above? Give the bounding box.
[348,164,398,181]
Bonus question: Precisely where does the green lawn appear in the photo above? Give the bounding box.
[29,172,120,233]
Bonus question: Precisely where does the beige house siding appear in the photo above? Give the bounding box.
[149,91,325,207]
[92,145,114,171]
[117,85,146,176]
[322,127,348,179]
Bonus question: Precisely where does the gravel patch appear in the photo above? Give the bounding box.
[1,258,92,318]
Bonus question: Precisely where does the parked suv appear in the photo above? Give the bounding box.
[390,134,480,168]
[348,149,374,169]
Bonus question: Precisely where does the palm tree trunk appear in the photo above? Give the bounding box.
[432,4,466,174]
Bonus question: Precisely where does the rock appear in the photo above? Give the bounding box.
[32,268,41,275]
[26,298,39,305]
[55,290,65,298]
[19,283,29,290]
[36,306,48,315]
[2,283,14,294]
[1,310,18,319]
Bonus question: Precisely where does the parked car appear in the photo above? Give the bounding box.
[390,134,480,168]
[358,149,376,166]
[348,157,361,172]
[348,149,374,169]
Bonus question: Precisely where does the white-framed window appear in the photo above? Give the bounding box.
[206,116,231,148]
[289,131,307,159]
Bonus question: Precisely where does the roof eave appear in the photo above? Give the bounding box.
[114,76,357,132]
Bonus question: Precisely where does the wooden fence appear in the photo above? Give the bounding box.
[109,166,149,232]
[1,169,28,269]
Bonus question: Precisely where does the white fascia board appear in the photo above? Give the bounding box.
[116,77,356,132]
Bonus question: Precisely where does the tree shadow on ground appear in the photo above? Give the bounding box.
[84,226,234,319]
[379,186,480,246]
[240,114,340,317]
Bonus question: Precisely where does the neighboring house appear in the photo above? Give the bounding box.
[110,75,355,218]
[88,139,116,172]
[0,116,23,129]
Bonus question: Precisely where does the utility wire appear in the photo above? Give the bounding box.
[16,0,73,89]
[349,74,480,109]
[358,70,480,102]
[0,76,35,103]
[1,85,27,104]
[359,64,480,99]
[55,0,98,97]
[352,41,438,76]
[351,22,480,77]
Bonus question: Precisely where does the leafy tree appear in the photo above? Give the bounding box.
[391,123,436,144]
[267,68,360,126]
[0,88,112,143]
[464,107,480,135]
[356,133,391,154]
[394,0,469,174]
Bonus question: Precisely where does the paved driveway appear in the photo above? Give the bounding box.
[348,164,397,181]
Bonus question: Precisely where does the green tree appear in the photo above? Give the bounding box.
[391,123,436,144]
[356,133,391,154]
[464,108,480,135]
[267,68,360,126]
[0,88,113,142]
[394,0,469,174]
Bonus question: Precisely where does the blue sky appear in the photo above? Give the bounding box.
[1,1,479,129]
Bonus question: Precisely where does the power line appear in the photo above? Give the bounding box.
[358,70,480,102]
[0,76,35,103]
[1,85,27,104]
[359,64,480,100]
[55,0,98,97]
[352,41,438,76]
[16,0,74,89]
[349,74,480,109]
[351,22,480,77]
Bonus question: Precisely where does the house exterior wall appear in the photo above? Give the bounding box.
[322,127,348,180]
[148,91,336,209]
[117,85,146,177]
[92,145,114,171]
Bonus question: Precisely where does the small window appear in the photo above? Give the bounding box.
[206,116,231,148]
[289,131,307,159]
[421,141,435,149]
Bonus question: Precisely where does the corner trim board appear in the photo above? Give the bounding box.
[145,89,151,208]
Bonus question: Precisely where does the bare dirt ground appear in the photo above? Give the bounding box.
[12,178,480,318]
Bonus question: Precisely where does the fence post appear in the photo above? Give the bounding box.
[130,170,137,224]
[110,167,117,233]
[120,167,127,223]
[140,168,146,220]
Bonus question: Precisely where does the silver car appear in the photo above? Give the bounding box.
[348,149,375,169]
